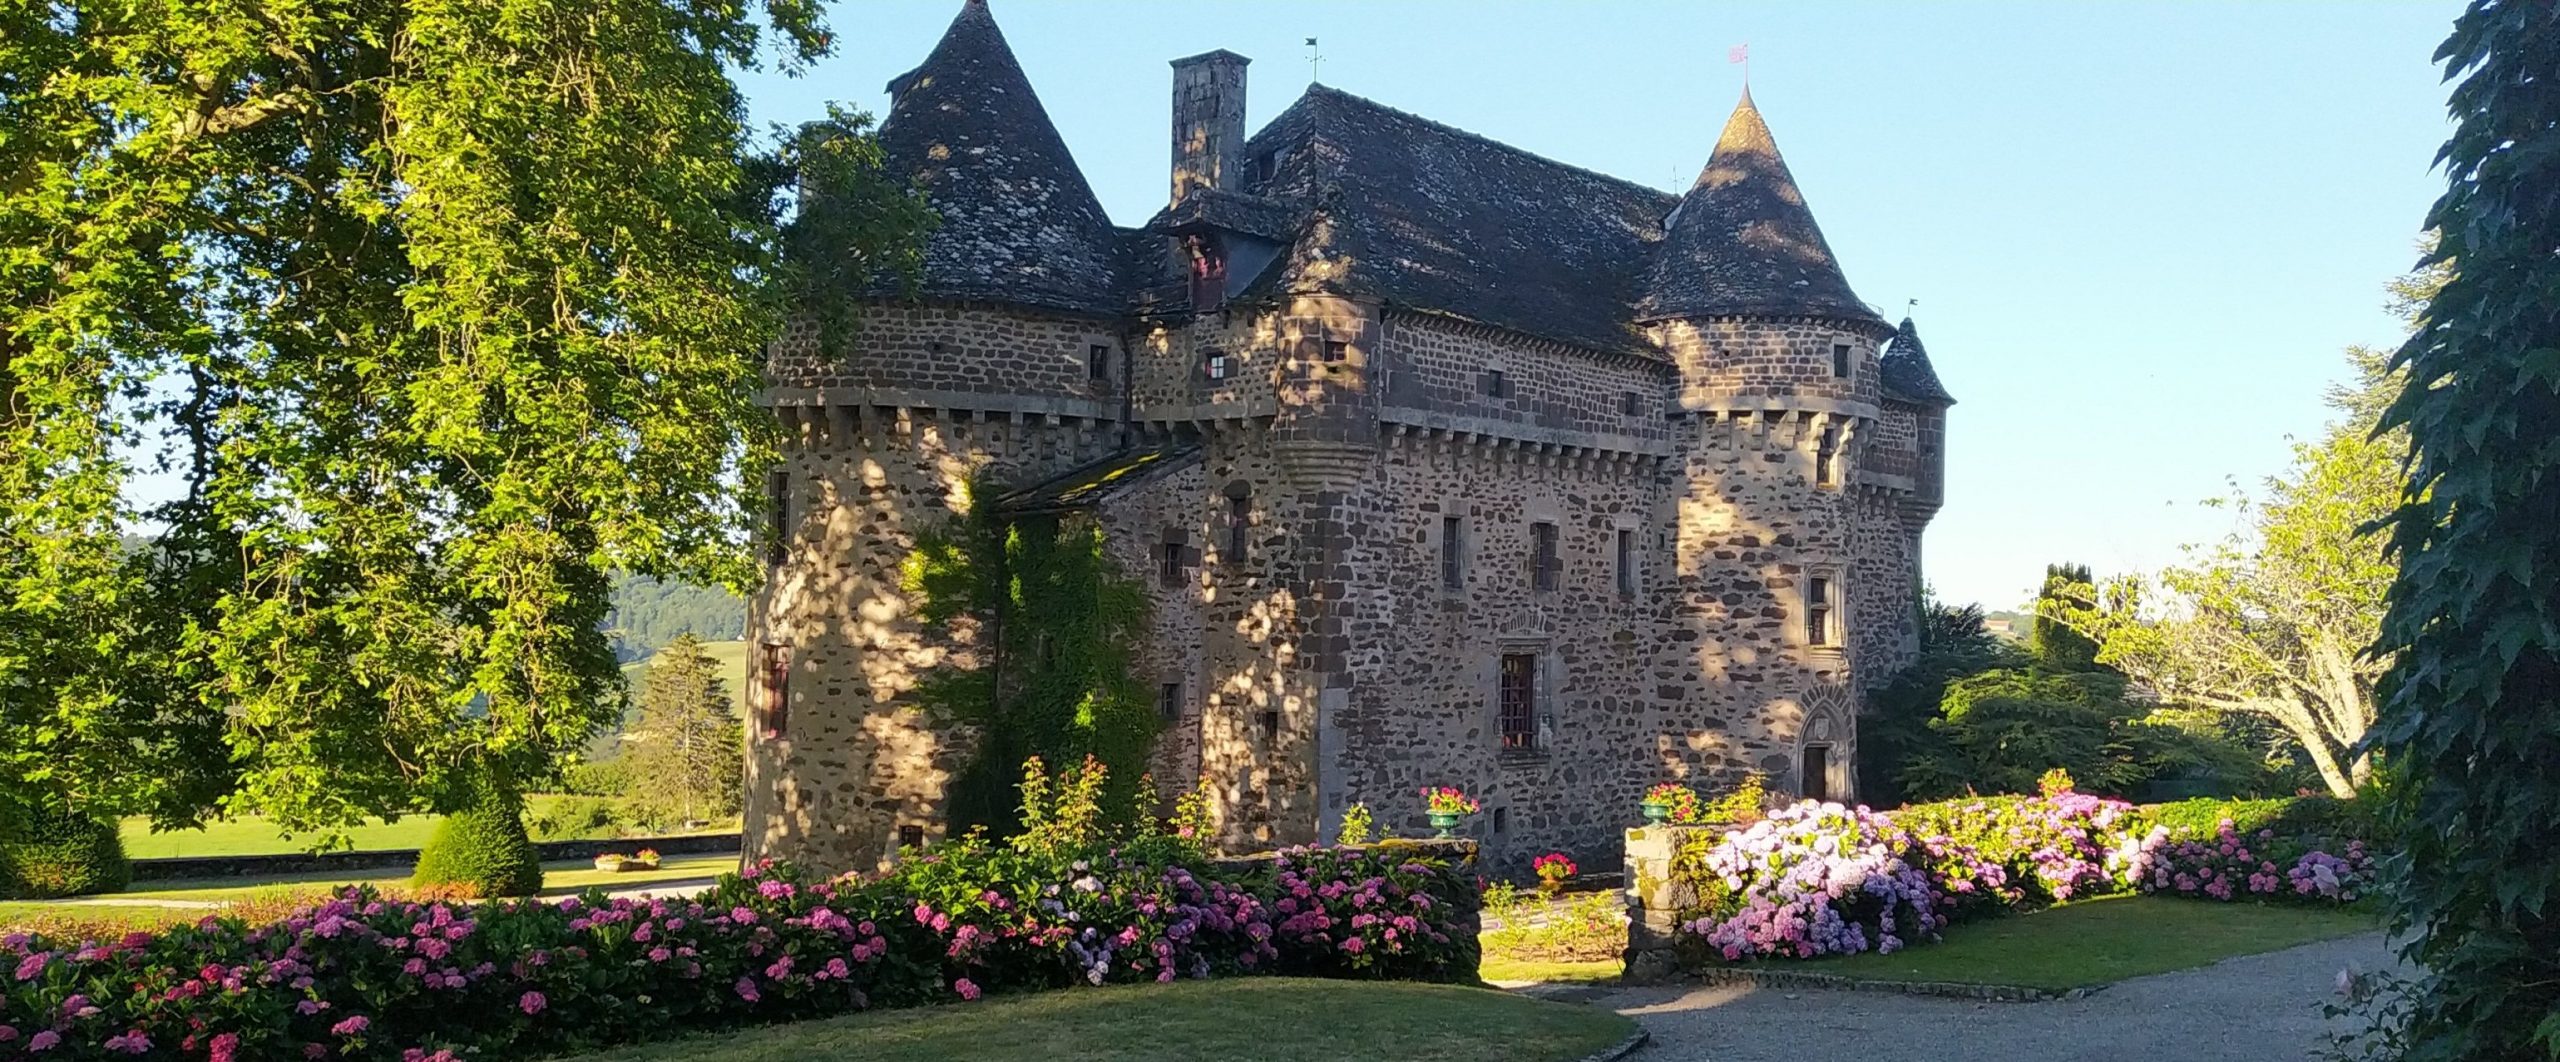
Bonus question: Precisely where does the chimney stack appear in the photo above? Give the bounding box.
[1169,49,1249,205]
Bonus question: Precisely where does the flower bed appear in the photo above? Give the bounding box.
[1674,803,1946,961]
[2127,821,2376,903]
[0,842,1476,1060]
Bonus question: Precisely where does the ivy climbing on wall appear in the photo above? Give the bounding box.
[903,474,1158,836]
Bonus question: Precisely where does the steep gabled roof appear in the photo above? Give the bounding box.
[1237,85,1678,356]
[996,444,1202,515]
[1638,89,1881,326]
[871,0,1122,314]
[1880,316,1955,405]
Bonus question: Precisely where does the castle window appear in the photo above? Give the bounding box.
[898,824,925,849]
[1203,349,1233,381]
[1225,490,1251,563]
[1802,744,1833,801]
[1615,528,1636,597]
[1530,522,1560,592]
[1832,341,1853,379]
[1492,807,1508,833]
[1483,369,1510,399]
[1259,709,1281,743]
[1159,536,1188,587]
[1323,340,1349,363]
[1441,515,1465,590]
[1498,653,1537,750]
[1088,343,1111,382]
[764,469,790,567]
[1619,391,1640,416]
[1816,426,1840,488]
[1806,575,1839,647]
[755,642,792,739]
[1159,681,1183,724]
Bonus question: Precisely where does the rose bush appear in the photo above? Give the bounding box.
[0,843,1476,1060]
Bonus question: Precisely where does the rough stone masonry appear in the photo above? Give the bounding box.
[743,0,1956,877]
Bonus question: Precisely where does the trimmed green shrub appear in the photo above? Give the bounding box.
[413,787,544,898]
[0,803,131,899]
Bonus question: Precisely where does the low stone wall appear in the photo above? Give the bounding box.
[1620,823,1722,982]
[130,832,743,883]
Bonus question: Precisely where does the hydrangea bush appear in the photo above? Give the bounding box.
[1676,803,1945,961]
[1893,790,2145,906]
[2127,820,2375,903]
[0,843,1476,1060]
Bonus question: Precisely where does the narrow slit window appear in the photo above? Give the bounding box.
[1806,576,1836,647]
[1441,515,1464,590]
[1259,709,1281,743]
[1158,681,1183,724]
[756,642,792,739]
[1615,528,1635,597]
[1831,342,1852,379]
[1226,493,1251,562]
[1530,522,1560,592]
[764,469,790,567]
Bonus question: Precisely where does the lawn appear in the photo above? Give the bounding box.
[121,794,599,859]
[1481,957,1624,985]
[556,977,1635,1062]
[1811,894,2379,991]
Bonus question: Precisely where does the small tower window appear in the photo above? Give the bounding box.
[1259,709,1281,743]
[756,642,792,739]
[1831,341,1853,379]
[1806,575,1839,647]
[1441,515,1465,590]
[1088,343,1111,382]
[1483,369,1510,399]
[1615,528,1636,597]
[1619,391,1640,416]
[1159,681,1183,723]
[1203,348,1233,381]
[1530,522,1560,592]
[1225,489,1251,563]
[764,469,790,567]
[1159,535,1188,587]
[1498,653,1538,750]
[1816,426,1841,488]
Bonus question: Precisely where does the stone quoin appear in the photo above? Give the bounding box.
[745,0,1955,875]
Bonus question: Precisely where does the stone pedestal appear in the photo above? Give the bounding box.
[1620,823,1722,983]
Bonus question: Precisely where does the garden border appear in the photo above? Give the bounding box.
[1678,964,2096,1003]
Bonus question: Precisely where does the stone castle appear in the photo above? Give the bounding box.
[745,0,1953,874]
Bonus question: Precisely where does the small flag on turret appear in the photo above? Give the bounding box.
[1306,37,1318,47]
[1728,44,1748,64]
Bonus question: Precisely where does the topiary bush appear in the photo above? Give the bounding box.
[412,787,544,898]
[0,803,130,899]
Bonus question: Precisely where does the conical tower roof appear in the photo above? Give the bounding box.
[1638,89,1880,325]
[872,0,1122,313]
[1880,315,1955,405]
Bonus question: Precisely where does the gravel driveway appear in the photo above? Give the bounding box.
[1592,932,2395,1062]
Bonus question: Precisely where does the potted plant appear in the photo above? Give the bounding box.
[1642,782,1699,825]
[1420,787,1480,838]
[592,852,628,872]
[629,847,662,871]
[1532,852,1577,896]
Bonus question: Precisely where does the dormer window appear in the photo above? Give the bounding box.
[1186,234,1227,310]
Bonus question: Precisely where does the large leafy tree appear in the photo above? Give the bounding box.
[0,0,927,839]
[2373,1,2560,1054]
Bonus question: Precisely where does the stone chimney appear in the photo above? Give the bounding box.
[1169,49,1249,204]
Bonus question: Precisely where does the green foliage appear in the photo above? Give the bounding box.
[905,481,1158,836]
[2144,796,2374,849]
[2373,6,2560,1052]
[2032,564,2102,671]
[529,796,626,842]
[413,785,544,898]
[1479,892,1625,963]
[1859,595,2029,805]
[1898,669,2257,801]
[0,0,929,844]
[622,633,744,826]
[605,576,747,662]
[0,802,129,899]
[562,759,633,798]
[1697,773,1768,824]
[1337,802,1375,846]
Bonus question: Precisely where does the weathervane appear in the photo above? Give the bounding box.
[1306,37,1322,83]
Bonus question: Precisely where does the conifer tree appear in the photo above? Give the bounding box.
[624,634,744,826]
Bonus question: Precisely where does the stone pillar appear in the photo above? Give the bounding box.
[1622,824,1718,983]
[1169,50,1250,204]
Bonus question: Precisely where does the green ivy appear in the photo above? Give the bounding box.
[903,476,1157,836]
[2373,4,2560,1055]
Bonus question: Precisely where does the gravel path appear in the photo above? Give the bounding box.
[1593,932,2395,1062]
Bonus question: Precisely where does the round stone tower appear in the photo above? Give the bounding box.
[744,0,1134,875]
[1637,88,1897,803]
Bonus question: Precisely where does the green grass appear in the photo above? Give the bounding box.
[1481,957,1624,985]
[121,794,608,859]
[96,852,736,904]
[557,977,1634,1062]
[1812,894,2379,991]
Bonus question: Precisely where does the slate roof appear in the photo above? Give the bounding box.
[1879,316,1955,405]
[1148,187,1306,243]
[1235,85,1678,356]
[995,444,1203,515]
[869,0,1123,315]
[1637,89,1883,327]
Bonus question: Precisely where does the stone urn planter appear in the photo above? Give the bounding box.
[1427,810,1465,838]
[1640,799,1674,825]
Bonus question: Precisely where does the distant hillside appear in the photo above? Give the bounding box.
[604,574,746,662]
[1982,610,2033,642]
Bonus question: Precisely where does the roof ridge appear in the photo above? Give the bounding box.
[1288,84,1676,207]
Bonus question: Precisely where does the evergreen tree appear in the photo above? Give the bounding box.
[623,634,744,826]
[2031,563,2101,671]
[2372,2,2560,1053]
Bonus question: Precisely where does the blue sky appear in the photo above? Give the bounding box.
[736,1,2461,609]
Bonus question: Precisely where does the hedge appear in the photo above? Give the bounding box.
[0,805,129,901]
[0,840,1478,1060]
[411,787,544,898]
